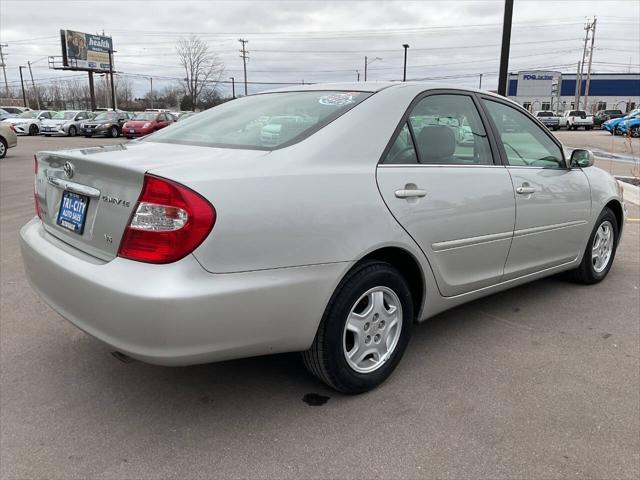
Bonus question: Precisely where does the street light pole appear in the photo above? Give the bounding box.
[402,44,409,82]
[18,66,27,108]
[230,76,235,99]
[364,56,382,82]
[497,0,514,96]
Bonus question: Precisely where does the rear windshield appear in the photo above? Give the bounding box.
[144,91,371,150]
[569,111,586,116]
[94,112,118,121]
[605,110,623,114]
[536,111,554,117]
[52,111,78,120]
[132,113,158,121]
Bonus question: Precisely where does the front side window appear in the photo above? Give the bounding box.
[146,90,371,150]
[483,99,565,169]
[385,94,493,165]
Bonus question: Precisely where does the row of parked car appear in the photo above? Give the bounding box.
[0,107,196,139]
[601,109,640,137]
[531,109,627,131]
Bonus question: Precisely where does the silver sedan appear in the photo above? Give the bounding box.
[21,83,626,393]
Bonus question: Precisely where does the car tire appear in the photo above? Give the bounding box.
[586,126,592,131]
[109,126,119,138]
[631,126,640,138]
[0,138,7,159]
[28,124,39,136]
[84,135,92,138]
[43,135,51,137]
[68,126,77,137]
[571,207,619,285]
[302,260,413,394]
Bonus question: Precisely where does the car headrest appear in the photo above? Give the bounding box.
[417,125,456,163]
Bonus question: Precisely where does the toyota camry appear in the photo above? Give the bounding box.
[21,83,626,393]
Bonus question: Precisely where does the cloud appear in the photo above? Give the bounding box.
[1,0,638,97]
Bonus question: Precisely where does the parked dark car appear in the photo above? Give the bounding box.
[82,111,131,138]
[594,109,625,128]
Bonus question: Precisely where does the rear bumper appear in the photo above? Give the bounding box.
[20,218,349,366]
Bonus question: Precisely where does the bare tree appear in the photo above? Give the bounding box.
[176,35,223,111]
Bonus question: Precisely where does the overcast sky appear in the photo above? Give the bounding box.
[1,0,638,98]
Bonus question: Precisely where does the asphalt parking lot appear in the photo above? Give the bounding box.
[1,135,639,479]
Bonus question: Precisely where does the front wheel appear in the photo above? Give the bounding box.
[571,208,619,284]
[109,126,119,138]
[28,124,39,136]
[0,138,7,159]
[68,126,77,137]
[302,260,413,394]
[631,126,640,138]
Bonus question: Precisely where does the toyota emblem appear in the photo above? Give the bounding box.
[63,162,74,179]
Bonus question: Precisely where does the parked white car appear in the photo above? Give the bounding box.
[21,84,625,393]
[40,110,94,137]
[2,110,54,135]
[560,110,594,130]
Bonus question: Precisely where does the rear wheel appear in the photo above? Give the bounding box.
[84,135,92,138]
[630,126,640,138]
[28,124,39,136]
[0,138,7,159]
[585,126,592,131]
[302,260,413,394]
[571,208,619,284]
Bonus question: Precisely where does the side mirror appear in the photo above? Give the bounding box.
[570,149,594,168]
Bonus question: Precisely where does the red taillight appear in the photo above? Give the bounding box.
[117,174,216,264]
[34,155,41,218]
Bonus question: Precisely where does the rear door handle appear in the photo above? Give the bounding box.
[395,189,427,199]
[516,185,536,195]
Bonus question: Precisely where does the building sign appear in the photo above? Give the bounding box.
[60,30,113,72]
[516,71,561,97]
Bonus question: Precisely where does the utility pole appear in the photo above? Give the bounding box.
[497,0,514,96]
[574,61,581,109]
[402,44,409,82]
[108,48,116,110]
[356,70,360,82]
[583,17,597,113]
[18,66,27,108]
[150,77,153,109]
[0,44,9,97]
[88,71,96,111]
[576,18,593,110]
[230,76,235,99]
[479,73,483,89]
[239,39,249,96]
[364,56,367,82]
[27,61,41,110]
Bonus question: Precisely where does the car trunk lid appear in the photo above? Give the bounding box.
[35,141,269,261]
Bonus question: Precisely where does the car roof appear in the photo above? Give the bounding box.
[262,81,498,96]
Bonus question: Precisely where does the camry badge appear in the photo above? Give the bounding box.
[63,162,74,179]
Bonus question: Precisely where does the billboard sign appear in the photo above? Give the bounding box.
[60,30,113,71]
[516,71,561,97]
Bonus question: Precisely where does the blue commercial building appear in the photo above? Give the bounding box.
[507,71,639,113]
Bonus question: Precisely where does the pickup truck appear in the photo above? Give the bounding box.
[559,110,594,130]
[533,110,560,130]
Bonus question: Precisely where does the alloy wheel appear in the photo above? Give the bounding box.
[592,220,614,273]
[343,286,402,374]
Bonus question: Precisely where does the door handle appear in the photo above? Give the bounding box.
[516,185,536,195]
[395,189,427,199]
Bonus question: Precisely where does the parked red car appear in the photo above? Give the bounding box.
[122,112,175,138]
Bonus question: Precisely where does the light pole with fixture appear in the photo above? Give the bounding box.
[364,56,382,81]
[402,44,409,82]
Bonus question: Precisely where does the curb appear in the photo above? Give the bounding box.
[616,176,640,206]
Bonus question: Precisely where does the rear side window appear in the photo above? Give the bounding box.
[383,94,493,165]
[146,91,371,150]
[483,99,564,168]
